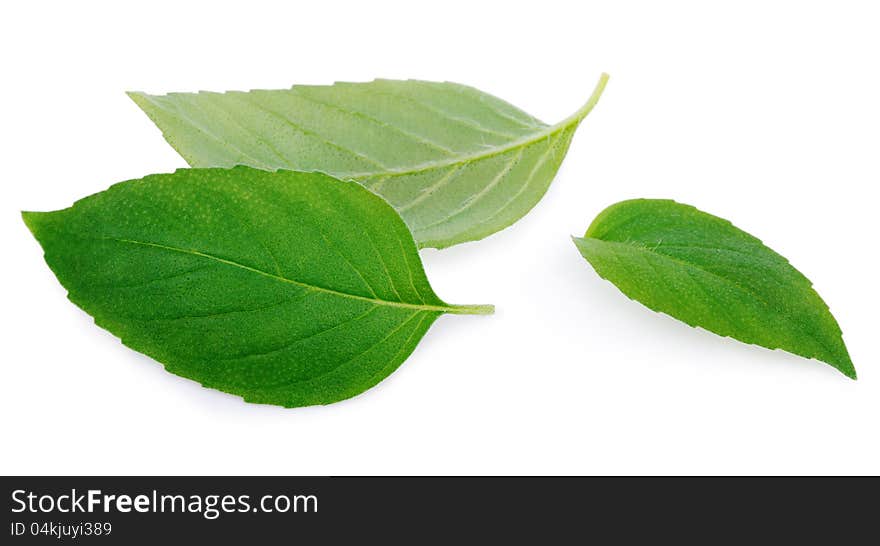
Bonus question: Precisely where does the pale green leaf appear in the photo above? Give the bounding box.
[128,75,609,248]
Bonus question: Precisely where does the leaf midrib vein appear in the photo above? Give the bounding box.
[349,112,580,180]
[347,74,606,180]
[107,237,452,313]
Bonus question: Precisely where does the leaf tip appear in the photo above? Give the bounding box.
[819,330,856,380]
[571,234,587,249]
[125,90,156,112]
[836,358,857,380]
[21,210,43,235]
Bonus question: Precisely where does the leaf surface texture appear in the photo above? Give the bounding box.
[24,167,492,406]
[573,199,855,378]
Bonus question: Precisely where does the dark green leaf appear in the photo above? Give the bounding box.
[573,199,855,378]
[128,75,609,249]
[23,167,493,407]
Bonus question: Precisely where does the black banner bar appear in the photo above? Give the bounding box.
[2,476,874,543]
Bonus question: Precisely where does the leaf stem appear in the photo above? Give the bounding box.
[447,303,496,315]
[560,72,610,127]
[345,73,610,180]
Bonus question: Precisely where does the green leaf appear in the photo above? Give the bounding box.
[23,167,493,407]
[128,75,609,249]
[572,199,855,378]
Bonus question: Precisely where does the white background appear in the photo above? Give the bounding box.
[2,1,878,475]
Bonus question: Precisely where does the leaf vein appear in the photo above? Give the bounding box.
[396,165,464,213]
[249,311,422,389]
[220,305,381,362]
[451,130,562,234]
[188,95,296,169]
[102,236,457,313]
[234,94,390,170]
[130,291,317,323]
[597,239,840,359]
[416,147,525,231]
[369,88,521,139]
[139,94,274,169]
[288,89,457,156]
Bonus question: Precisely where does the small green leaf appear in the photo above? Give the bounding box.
[573,199,855,378]
[23,167,493,407]
[128,75,608,249]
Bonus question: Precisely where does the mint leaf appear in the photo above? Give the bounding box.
[573,199,855,378]
[128,75,608,249]
[23,167,493,407]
